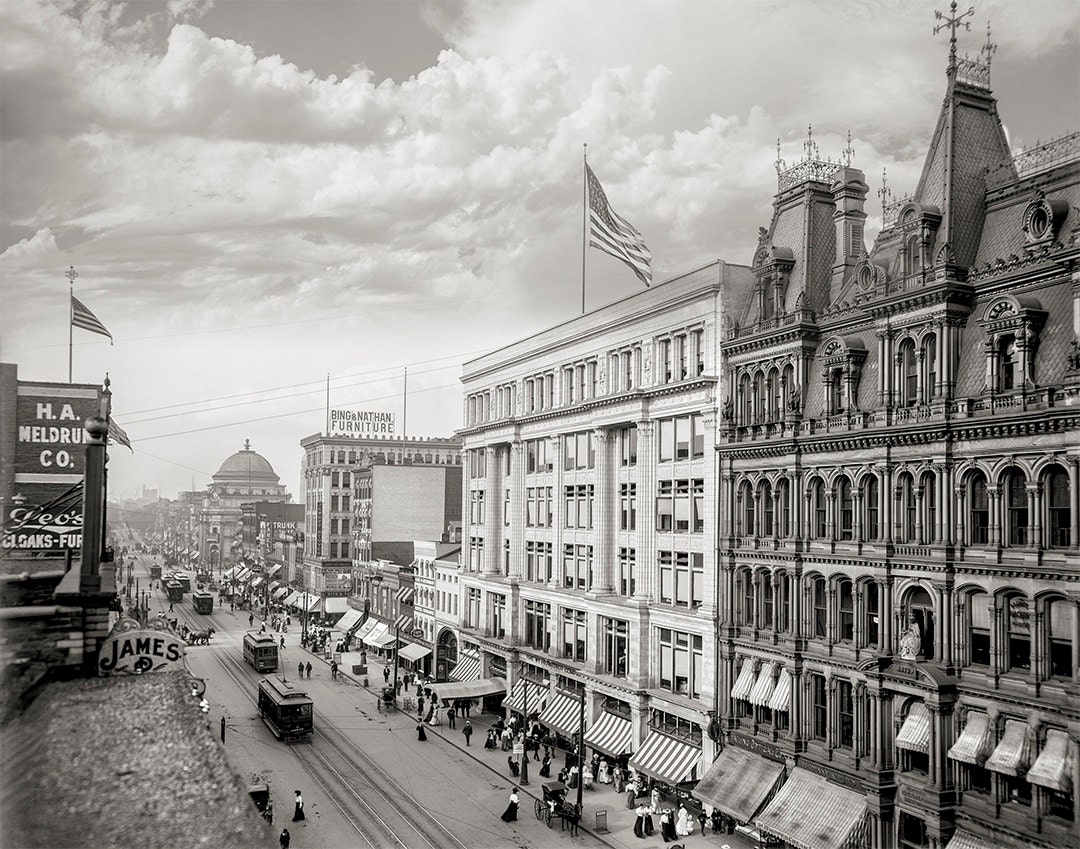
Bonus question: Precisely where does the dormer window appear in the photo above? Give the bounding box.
[999,335,1018,390]
[979,297,1047,395]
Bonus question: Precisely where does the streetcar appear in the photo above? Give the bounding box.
[192,591,214,614]
[243,632,279,673]
[149,564,162,580]
[165,581,185,603]
[172,573,192,593]
[257,676,313,741]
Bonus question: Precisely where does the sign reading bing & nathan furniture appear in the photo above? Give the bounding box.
[98,618,186,676]
[329,409,395,437]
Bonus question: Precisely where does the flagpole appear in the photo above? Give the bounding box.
[582,144,588,315]
[401,366,407,461]
[66,266,77,383]
[325,373,330,435]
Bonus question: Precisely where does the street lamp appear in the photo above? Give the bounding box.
[519,662,530,786]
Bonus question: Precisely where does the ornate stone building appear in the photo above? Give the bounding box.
[713,24,1078,849]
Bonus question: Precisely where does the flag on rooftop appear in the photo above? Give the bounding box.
[71,295,113,343]
[586,163,652,288]
[107,418,133,452]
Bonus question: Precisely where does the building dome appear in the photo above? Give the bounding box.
[213,440,280,483]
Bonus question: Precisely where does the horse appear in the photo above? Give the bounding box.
[187,626,216,645]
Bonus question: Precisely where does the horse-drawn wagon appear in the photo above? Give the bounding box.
[534,781,581,833]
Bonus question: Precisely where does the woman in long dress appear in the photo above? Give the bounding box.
[539,752,552,778]
[500,788,519,822]
[675,803,694,836]
[633,804,647,838]
[416,723,427,742]
[291,791,305,822]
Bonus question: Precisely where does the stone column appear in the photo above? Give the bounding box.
[590,428,616,595]
[954,484,966,547]
[881,579,894,655]
[549,436,564,589]
[632,421,657,603]
[1027,484,1039,549]
[508,441,525,581]
[988,486,1002,548]
[483,446,501,575]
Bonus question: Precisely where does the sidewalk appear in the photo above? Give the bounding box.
[308,644,758,849]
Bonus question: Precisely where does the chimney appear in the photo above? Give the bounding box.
[831,166,868,303]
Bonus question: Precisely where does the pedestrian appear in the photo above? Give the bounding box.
[417,696,425,717]
[507,755,519,777]
[447,705,456,729]
[298,662,304,679]
[383,666,390,683]
[330,660,338,680]
[248,613,254,627]
[697,807,708,837]
[291,790,305,822]
[279,828,290,849]
[416,722,428,742]
[305,661,312,679]
[169,602,174,612]
[280,636,285,650]
[500,787,519,822]
[539,751,551,778]
[462,720,473,746]
[463,699,471,717]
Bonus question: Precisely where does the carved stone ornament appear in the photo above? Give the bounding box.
[898,621,922,661]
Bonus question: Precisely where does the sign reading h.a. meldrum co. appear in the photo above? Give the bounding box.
[328,409,395,437]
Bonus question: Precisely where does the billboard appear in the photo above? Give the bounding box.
[329,409,395,438]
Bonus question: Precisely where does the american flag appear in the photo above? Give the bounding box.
[71,295,113,343]
[586,163,652,288]
[107,417,133,452]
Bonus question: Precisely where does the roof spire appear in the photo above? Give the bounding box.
[934,1,975,76]
[981,19,997,68]
[244,438,251,451]
[877,168,893,220]
[842,130,856,167]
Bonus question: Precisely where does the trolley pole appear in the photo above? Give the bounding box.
[392,623,400,708]
[576,687,586,814]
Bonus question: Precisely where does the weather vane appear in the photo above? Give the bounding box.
[878,168,893,220]
[981,20,996,67]
[66,265,78,285]
[934,1,975,73]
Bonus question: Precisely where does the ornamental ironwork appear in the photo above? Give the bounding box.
[985,131,1080,190]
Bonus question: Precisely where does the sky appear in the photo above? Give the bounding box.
[2,0,1078,502]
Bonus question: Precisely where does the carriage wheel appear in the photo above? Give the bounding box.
[533,799,544,820]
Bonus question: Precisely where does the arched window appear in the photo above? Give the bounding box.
[904,586,935,660]
[828,366,845,414]
[966,591,991,666]
[761,572,774,628]
[1003,593,1031,671]
[739,373,752,425]
[968,473,990,545]
[768,367,782,421]
[924,335,938,400]
[777,478,792,538]
[740,568,755,626]
[838,579,854,641]
[1046,597,1073,678]
[903,234,920,277]
[1044,465,1071,548]
[777,572,792,633]
[837,477,854,541]
[898,473,916,543]
[863,582,880,648]
[752,372,766,423]
[812,576,827,639]
[810,479,827,539]
[862,476,879,541]
[740,481,755,537]
[899,339,918,407]
[999,334,1018,391]
[919,471,936,544]
[781,363,795,412]
[761,481,774,538]
[1003,470,1028,546]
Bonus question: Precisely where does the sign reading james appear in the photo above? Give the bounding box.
[329,409,396,437]
[99,618,186,676]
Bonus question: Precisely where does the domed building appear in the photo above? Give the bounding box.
[198,440,290,572]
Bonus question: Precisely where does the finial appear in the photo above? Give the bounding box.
[774,137,785,175]
[877,167,893,219]
[244,438,251,451]
[981,20,996,67]
[804,123,816,160]
[934,2,975,75]
[103,373,111,389]
[65,265,78,285]
[842,130,855,167]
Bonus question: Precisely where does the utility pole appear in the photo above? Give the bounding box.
[519,665,530,786]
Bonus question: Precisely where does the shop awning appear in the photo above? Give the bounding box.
[335,609,364,633]
[323,597,349,614]
[767,667,792,712]
[250,577,264,588]
[539,689,584,737]
[584,711,633,757]
[398,643,432,663]
[222,567,237,580]
[731,658,756,701]
[265,564,282,577]
[354,618,377,640]
[895,702,931,753]
[629,731,701,785]
[433,678,507,702]
[945,830,1006,849]
[451,651,482,682]
[756,767,867,849]
[236,568,251,582]
[282,591,300,607]
[361,622,389,647]
[291,592,319,612]
[1026,728,1073,792]
[748,662,777,706]
[948,712,993,765]
[273,587,290,600]
[503,678,548,715]
[985,719,1034,776]
[695,746,785,823]
[269,580,283,590]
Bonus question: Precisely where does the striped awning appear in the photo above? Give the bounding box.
[948,712,993,765]
[265,564,282,577]
[503,678,548,714]
[269,580,283,590]
[767,668,792,712]
[731,658,756,701]
[756,767,867,849]
[434,678,507,702]
[398,642,432,663]
[944,830,1001,849]
[362,622,390,647]
[272,587,290,600]
[539,689,584,737]
[354,618,377,640]
[629,731,701,785]
[451,651,481,682]
[584,711,633,757]
[695,746,785,823]
[335,609,364,633]
[222,567,237,579]
[292,592,320,612]
[748,662,777,706]
[250,577,264,588]
[1026,728,1073,792]
[895,702,931,753]
[985,719,1034,776]
[236,568,251,581]
[282,591,300,607]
